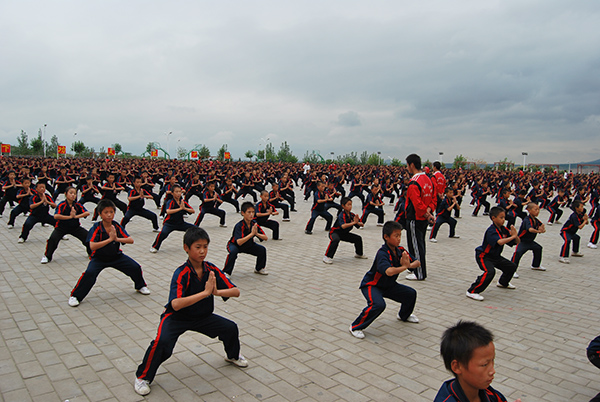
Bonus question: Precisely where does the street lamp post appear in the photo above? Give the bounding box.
[72,133,77,158]
[43,124,47,158]
[166,131,172,159]
[439,151,444,164]
[522,152,528,170]
[377,151,382,166]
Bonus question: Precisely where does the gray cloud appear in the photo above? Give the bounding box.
[337,111,361,127]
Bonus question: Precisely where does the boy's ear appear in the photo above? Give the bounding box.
[183,244,190,253]
[450,360,463,376]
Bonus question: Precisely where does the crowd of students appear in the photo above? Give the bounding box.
[1,155,599,400]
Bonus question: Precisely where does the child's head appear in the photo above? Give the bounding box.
[207,182,215,191]
[172,185,182,198]
[489,206,505,226]
[97,199,116,220]
[36,182,46,193]
[271,182,279,190]
[22,177,31,188]
[240,201,255,220]
[518,189,527,197]
[558,188,565,196]
[526,202,540,217]
[107,173,115,182]
[260,190,269,202]
[65,187,77,202]
[445,187,454,197]
[341,197,352,212]
[501,189,510,199]
[405,154,421,170]
[317,181,325,191]
[371,184,379,194]
[183,227,210,262]
[382,221,403,246]
[571,199,584,213]
[440,321,495,390]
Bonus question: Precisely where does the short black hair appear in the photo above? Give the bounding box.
[405,154,422,170]
[382,220,403,240]
[433,161,441,170]
[489,206,505,218]
[440,320,494,375]
[571,200,583,211]
[97,199,116,214]
[183,226,210,247]
[501,188,510,196]
[65,186,77,194]
[241,201,255,212]
[340,196,352,206]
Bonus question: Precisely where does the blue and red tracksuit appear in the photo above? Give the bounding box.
[305,190,333,232]
[152,199,195,250]
[589,207,600,246]
[71,221,146,302]
[325,210,363,259]
[136,260,238,383]
[350,243,417,331]
[467,224,517,294]
[195,189,225,226]
[434,378,507,402]
[45,200,90,261]
[223,219,267,275]
[430,196,457,239]
[255,201,279,240]
[559,211,586,257]
[511,215,543,269]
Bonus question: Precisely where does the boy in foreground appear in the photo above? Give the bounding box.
[135,227,246,396]
[435,320,521,402]
[349,221,419,339]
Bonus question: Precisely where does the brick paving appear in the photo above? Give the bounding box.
[0,188,599,402]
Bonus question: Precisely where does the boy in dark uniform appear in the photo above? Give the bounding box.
[120,177,160,232]
[349,221,419,339]
[305,181,333,234]
[68,199,150,307]
[466,207,520,301]
[323,197,366,264]
[360,184,385,226]
[194,182,226,227]
[429,187,460,242]
[223,202,269,276]
[547,188,566,225]
[558,200,588,264]
[134,227,246,396]
[255,191,280,240]
[7,177,32,229]
[18,182,57,243]
[150,185,195,253]
[511,202,546,276]
[268,182,290,221]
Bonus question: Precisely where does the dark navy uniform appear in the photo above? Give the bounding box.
[559,211,585,258]
[223,220,267,275]
[511,215,543,269]
[121,188,159,230]
[152,199,195,251]
[255,200,279,240]
[136,260,238,383]
[44,200,90,262]
[325,210,363,259]
[194,189,225,226]
[350,244,417,331]
[434,378,507,402]
[19,192,56,241]
[70,221,147,302]
[430,195,457,239]
[305,190,333,233]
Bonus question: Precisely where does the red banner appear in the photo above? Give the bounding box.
[57,145,66,155]
[108,148,115,156]
[224,152,231,160]
[1,144,10,153]
[191,151,198,158]
[151,149,158,157]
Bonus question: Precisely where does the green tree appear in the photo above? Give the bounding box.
[453,154,467,169]
[245,150,254,160]
[16,130,29,155]
[303,151,321,164]
[177,146,188,159]
[217,144,228,161]
[256,149,265,161]
[496,157,513,171]
[114,143,123,155]
[336,152,358,165]
[390,158,403,167]
[265,142,277,162]
[71,140,86,156]
[359,151,369,165]
[366,153,383,165]
[198,145,210,160]
[48,135,59,155]
[31,130,44,155]
[276,141,297,163]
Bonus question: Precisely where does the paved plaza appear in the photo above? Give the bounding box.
[1,188,599,402]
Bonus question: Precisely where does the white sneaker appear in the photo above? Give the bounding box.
[588,243,598,249]
[42,223,49,227]
[323,256,333,264]
[572,252,584,257]
[349,325,365,339]
[547,221,553,226]
[405,273,418,281]
[7,224,14,229]
[18,237,25,243]
[283,218,290,222]
[558,257,570,264]
[62,235,69,240]
[400,314,420,323]
[40,256,49,264]
[429,238,437,243]
[137,287,151,295]
[134,378,151,396]
[513,272,519,278]
[220,224,227,228]
[354,254,368,259]
[149,247,158,253]
[466,291,484,301]
[496,281,516,289]
[531,266,547,271]
[254,268,269,275]
[377,223,384,227]
[225,355,248,367]
[68,296,80,307]
[152,228,160,233]
[450,235,460,239]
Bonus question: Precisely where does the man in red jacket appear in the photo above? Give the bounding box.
[405,154,436,280]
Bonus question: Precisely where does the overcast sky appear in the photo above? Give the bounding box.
[1,0,599,164]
